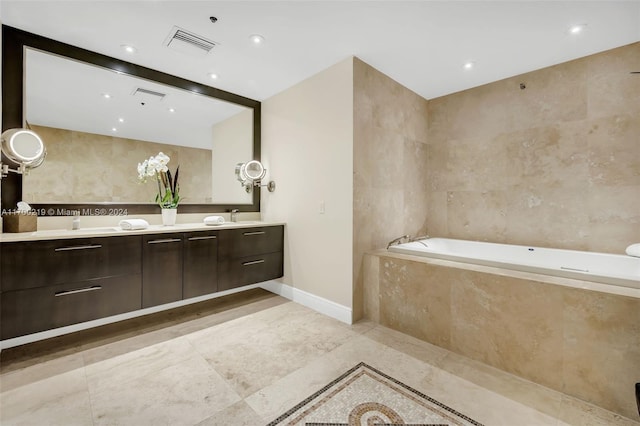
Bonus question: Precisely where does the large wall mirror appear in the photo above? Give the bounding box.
[2,26,261,215]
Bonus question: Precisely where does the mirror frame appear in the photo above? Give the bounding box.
[1,25,261,215]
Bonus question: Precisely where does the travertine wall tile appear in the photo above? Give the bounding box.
[362,253,380,322]
[379,257,451,349]
[353,58,429,321]
[587,114,640,187]
[365,252,640,419]
[562,287,640,418]
[450,271,564,391]
[427,42,639,253]
[446,191,508,242]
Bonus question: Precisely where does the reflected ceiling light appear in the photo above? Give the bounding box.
[569,24,586,34]
[102,93,112,99]
[463,61,474,70]
[249,34,265,45]
[118,118,125,123]
[168,108,176,113]
[111,127,117,132]
[121,44,137,54]
[208,73,218,80]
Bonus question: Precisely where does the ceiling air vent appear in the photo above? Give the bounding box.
[131,87,166,103]
[165,26,218,56]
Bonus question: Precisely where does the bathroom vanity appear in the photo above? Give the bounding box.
[0,223,284,341]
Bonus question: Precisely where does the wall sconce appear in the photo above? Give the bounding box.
[235,160,275,193]
[1,128,47,179]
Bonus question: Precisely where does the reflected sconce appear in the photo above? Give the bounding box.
[1,128,47,179]
[235,160,275,193]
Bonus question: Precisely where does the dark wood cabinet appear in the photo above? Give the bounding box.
[1,274,142,340]
[0,224,284,341]
[142,233,183,308]
[1,236,141,291]
[183,231,218,299]
[0,235,143,340]
[218,225,284,291]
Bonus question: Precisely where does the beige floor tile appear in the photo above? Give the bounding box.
[0,368,93,426]
[2,296,637,426]
[363,324,450,366]
[434,350,564,420]
[90,354,241,426]
[195,400,265,426]
[187,302,359,398]
[84,336,195,395]
[0,352,85,393]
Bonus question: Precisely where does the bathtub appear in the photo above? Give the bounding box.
[388,238,640,290]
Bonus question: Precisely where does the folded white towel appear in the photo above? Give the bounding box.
[204,215,225,226]
[625,243,640,257]
[119,219,149,230]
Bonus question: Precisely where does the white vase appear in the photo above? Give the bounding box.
[161,208,177,226]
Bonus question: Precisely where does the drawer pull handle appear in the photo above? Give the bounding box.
[148,238,182,244]
[242,259,265,266]
[55,244,102,252]
[188,236,217,241]
[55,285,102,297]
[243,231,265,236]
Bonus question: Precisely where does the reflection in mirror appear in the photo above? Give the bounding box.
[23,48,253,205]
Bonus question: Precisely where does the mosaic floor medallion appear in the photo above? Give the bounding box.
[268,362,484,426]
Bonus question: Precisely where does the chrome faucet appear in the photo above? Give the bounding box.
[230,209,239,223]
[386,235,410,249]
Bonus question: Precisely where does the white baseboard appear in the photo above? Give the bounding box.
[260,280,352,325]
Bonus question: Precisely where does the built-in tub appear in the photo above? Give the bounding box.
[388,238,640,290]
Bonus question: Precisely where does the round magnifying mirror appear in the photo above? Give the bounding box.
[244,160,266,181]
[1,129,46,167]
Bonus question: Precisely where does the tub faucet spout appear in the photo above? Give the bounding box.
[387,235,410,249]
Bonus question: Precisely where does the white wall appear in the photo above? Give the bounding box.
[211,108,254,204]
[261,57,354,309]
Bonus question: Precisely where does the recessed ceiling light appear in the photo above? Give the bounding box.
[208,73,218,80]
[463,61,475,70]
[102,93,112,99]
[121,44,137,54]
[111,127,117,132]
[168,108,175,113]
[569,24,586,34]
[249,34,265,45]
[118,118,125,123]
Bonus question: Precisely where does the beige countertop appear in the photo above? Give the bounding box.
[0,221,285,242]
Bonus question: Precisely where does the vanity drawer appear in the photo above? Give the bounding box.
[1,236,142,292]
[218,251,283,291]
[218,226,284,259]
[1,274,142,340]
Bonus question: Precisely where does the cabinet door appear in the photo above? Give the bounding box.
[1,274,142,340]
[218,251,284,291]
[218,226,284,259]
[142,234,183,308]
[1,236,141,291]
[183,231,218,299]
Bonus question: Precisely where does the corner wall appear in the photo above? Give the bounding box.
[352,58,430,320]
[426,42,640,253]
[261,58,354,312]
